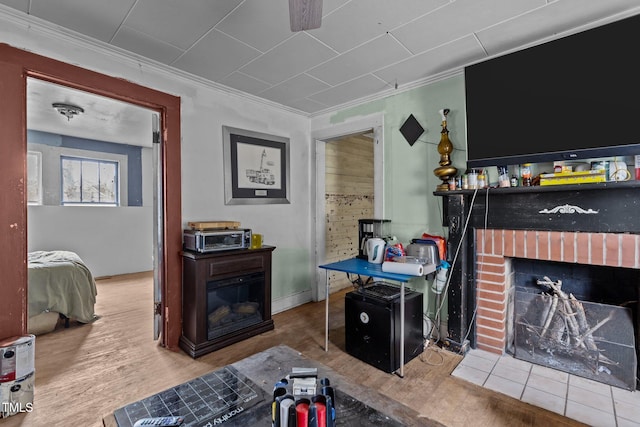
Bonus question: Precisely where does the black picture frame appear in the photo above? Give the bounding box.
[223,126,290,205]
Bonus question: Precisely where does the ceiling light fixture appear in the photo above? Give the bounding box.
[52,102,84,121]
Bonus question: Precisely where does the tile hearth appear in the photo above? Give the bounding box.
[452,349,640,427]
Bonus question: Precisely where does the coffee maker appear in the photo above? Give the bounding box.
[357,219,391,260]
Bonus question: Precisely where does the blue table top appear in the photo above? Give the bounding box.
[318,257,414,283]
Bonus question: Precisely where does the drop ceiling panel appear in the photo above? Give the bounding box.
[0,0,26,12]
[124,0,243,51]
[239,33,337,85]
[30,0,135,42]
[172,29,261,82]
[220,72,271,96]
[112,26,184,65]
[216,0,295,53]
[309,0,448,53]
[392,0,545,55]
[374,36,485,87]
[288,97,328,114]
[1,0,638,117]
[309,74,388,107]
[259,74,330,105]
[307,34,411,86]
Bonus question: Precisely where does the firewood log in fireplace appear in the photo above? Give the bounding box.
[525,276,618,370]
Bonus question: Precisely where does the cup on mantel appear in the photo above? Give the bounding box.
[251,233,262,249]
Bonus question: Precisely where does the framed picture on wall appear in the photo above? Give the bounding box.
[222,126,290,205]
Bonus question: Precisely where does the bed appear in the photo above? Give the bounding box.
[27,250,98,335]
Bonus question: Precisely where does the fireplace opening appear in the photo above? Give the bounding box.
[509,258,639,390]
[206,272,265,341]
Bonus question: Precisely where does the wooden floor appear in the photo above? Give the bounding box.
[3,272,584,427]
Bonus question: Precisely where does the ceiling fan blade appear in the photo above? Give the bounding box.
[289,0,322,32]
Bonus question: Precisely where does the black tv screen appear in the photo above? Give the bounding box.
[464,13,640,169]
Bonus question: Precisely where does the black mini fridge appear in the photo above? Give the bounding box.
[345,282,423,373]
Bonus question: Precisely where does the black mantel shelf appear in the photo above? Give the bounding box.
[434,180,640,354]
[435,180,640,234]
[434,179,640,196]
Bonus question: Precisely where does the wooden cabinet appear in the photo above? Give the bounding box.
[180,246,275,357]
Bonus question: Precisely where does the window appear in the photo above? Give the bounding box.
[27,151,42,205]
[61,156,119,205]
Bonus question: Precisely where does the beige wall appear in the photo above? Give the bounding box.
[324,132,374,290]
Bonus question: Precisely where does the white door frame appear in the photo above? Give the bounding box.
[310,113,385,301]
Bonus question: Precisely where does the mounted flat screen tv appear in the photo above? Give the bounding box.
[464,13,640,169]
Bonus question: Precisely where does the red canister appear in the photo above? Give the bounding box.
[296,399,310,427]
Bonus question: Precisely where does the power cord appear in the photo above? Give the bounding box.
[429,187,480,350]
[459,186,490,350]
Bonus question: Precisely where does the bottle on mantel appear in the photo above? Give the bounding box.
[521,163,532,186]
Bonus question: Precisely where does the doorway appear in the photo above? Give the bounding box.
[0,44,182,349]
[26,77,161,336]
[311,113,384,301]
[324,131,375,291]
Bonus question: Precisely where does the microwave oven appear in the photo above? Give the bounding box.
[183,228,251,253]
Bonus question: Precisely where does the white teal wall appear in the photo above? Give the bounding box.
[1,11,313,312]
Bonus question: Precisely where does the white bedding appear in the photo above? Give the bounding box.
[28,250,97,323]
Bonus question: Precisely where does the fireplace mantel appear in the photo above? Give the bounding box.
[435,181,640,353]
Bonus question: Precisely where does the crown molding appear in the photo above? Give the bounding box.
[0,5,310,116]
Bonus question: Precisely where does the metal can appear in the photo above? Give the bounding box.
[0,335,35,383]
[448,178,456,190]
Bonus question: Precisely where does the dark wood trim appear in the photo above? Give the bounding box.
[0,43,183,350]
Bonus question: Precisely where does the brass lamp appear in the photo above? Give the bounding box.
[433,108,458,191]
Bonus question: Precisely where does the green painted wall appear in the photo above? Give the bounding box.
[329,74,467,246]
[326,73,467,330]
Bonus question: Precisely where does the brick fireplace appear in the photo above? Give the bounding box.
[437,182,640,374]
[475,229,640,354]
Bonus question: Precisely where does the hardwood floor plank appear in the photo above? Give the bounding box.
[1,272,584,426]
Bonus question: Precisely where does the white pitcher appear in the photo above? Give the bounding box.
[366,238,386,264]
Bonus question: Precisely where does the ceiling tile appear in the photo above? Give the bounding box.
[6,0,639,117]
[259,74,330,105]
[30,0,135,42]
[307,33,411,86]
[124,0,242,50]
[112,26,184,64]
[172,29,261,82]
[392,0,545,55]
[308,0,447,52]
[321,0,351,16]
[288,97,329,114]
[309,74,389,107]
[239,32,337,85]
[476,0,640,56]
[216,0,294,53]
[0,0,28,13]
[219,72,271,96]
[374,36,486,87]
